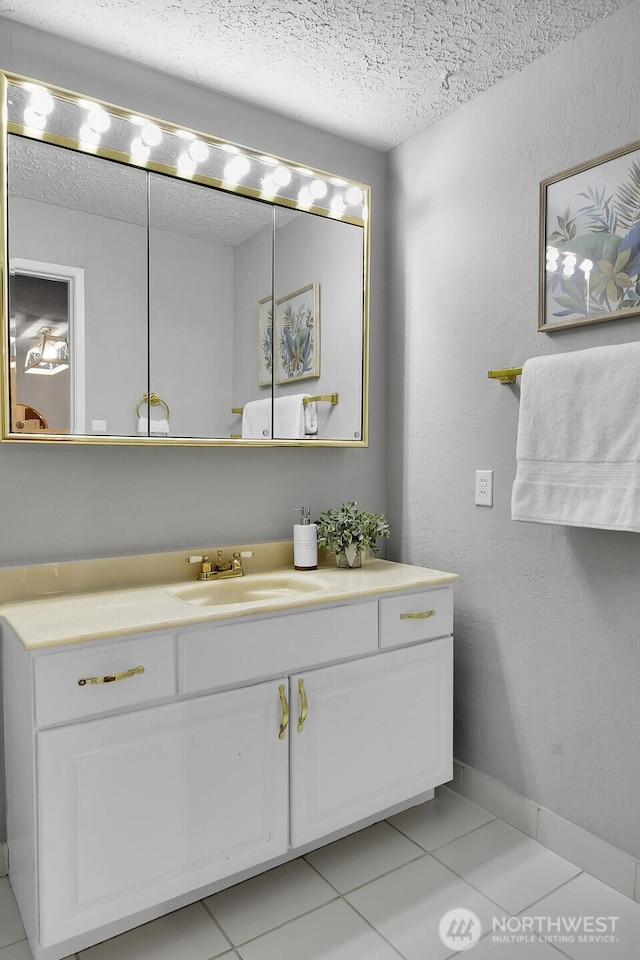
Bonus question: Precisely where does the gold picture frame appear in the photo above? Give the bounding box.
[540,137,640,332]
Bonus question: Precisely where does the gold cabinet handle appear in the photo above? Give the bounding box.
[399,610,436,620]
[297,678,308,733]
[78,665,144,686]
[278,684,289,739]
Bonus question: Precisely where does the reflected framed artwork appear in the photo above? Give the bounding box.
[275,282,320,384]
[257,294,273,387]
[540,138,640,332]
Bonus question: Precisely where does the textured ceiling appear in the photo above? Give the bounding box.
[0,0,633,150]
[9,136,299,244]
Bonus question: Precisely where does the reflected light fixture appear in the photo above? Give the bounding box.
[224,154,251,183]
[24,327,70,376]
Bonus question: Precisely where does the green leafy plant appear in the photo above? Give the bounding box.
[316,500,389,563]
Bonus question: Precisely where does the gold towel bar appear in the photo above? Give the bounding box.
[136,392,171,416]
[487,367,523,384]
[232,393,339,415]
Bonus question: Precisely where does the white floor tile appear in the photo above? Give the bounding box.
[0,941,75,960]
[236,899,401,960]
[389,786,495,851]
[0,880,25,950]
[434,819,581,914]
[305,820,424,892]
[0,942,35,960]
[77,902,230,960]
[523,872,640,960]
[204,858,336,945]
[346,854,498,960]
[467,934,564,958]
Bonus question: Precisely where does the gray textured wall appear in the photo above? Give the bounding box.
[387,2,640,857]
[0,18,387,840]
[0,18,387,565]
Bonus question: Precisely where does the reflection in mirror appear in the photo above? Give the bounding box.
[3,73,370,445]
[9,262,80,434]
[148,174,274,439]
[273,208,365,441]
[7,136,149,436]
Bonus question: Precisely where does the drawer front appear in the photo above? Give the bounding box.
[178,600,378,694]
[379,587,453,648]
[34,633,176,727]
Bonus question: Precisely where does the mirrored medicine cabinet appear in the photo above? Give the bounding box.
[0,72,370,446]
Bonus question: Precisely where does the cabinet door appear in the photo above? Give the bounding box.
[290,639,452,847]
[37,680,289,946]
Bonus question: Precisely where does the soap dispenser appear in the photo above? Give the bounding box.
[293,506,318,571]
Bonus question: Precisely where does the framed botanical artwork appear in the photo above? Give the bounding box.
[540,139,640,331]
[275,282,320,384]
[257,294,273,386]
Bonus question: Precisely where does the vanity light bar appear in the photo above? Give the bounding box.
[5,78,368,224]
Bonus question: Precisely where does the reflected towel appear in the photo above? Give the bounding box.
[242,398,272,439]
[303,399,318,436]
[511,342,640,531]
[274,394,316,439]
[136,416,170,437]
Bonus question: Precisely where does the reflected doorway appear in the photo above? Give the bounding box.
[9,260,85,434]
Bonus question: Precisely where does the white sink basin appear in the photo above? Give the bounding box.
[169,572,332,607]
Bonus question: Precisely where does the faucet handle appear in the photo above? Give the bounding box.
[234,550,254,559]
[186,555,206,564]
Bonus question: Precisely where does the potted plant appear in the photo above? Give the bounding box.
[316,500,390,568]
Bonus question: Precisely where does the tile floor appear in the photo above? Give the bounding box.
[2,787,640,959]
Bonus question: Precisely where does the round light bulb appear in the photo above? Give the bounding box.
[345,186,363,206]
[87,107,110,133]
[30,87,55,116]
[177,153,197,176]
[224,155,250,182]
[79,123,101,145]
[188,140,209,163]
[262,174,277,196]
[130,138,151,160]
[23,106,47,129]
[298,186,313,208]
[273,165,292,187]
[309,178,327,200]
[330,195,347,216]
[141,122,162,147]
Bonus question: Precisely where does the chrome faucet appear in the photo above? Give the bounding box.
[186,549,253,581]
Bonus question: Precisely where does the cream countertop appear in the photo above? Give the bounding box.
[0,543,457,650]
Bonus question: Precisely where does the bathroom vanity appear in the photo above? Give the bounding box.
[0,545,457,960]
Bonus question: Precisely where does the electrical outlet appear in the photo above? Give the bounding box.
[92,420,107,433]
[475,469,494,506]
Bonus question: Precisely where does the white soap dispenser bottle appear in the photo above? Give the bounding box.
[293,506,318,571]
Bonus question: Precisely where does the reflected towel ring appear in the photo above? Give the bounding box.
[136,392,170,417]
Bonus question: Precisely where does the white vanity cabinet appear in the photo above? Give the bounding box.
[290,639,452,847]
[2,580,455,960]
[37,680,289,945]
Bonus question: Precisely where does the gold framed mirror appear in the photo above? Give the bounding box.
[0,71,370,446]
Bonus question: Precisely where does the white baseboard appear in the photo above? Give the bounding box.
[451,759,640,903]
[0,842,7,877]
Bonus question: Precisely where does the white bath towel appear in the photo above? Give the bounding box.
[511,342,640,532]
[274,394,317,438]
[303,399,318,436]
[242,395,318,439]
[242,398,272,439]
[136,416,170,437]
